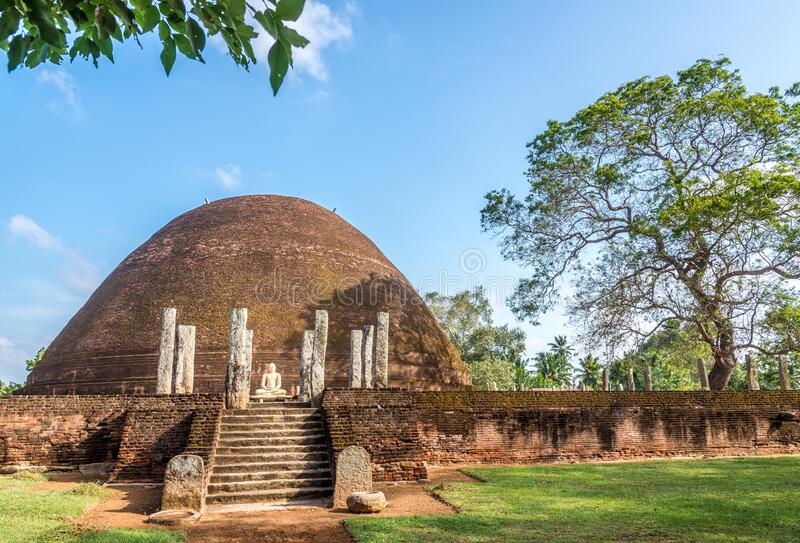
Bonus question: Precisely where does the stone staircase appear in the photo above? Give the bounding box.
[206,398,333,508]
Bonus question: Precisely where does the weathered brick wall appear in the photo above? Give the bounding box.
[0,395,223,481]
[323,389,800,481]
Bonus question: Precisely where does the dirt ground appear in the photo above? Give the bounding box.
[71,467,474,543]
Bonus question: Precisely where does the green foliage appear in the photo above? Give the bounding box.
[26,347,45,373]
[0,0,308,94]
[532,350,571,386]
[347,457,800,543]
[482,57,800,389]
[576,354,602,389]
[425,287,529,390]
[0,380,23,396]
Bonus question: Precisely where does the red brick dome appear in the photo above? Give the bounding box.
[26,195,469,394]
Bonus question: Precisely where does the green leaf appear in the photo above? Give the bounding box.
[158,20,170,42]
[267,40,289,95]
[253,10,277,38]
[173,33,194,58]
[186,17,205,53]
[0,9,21,42]
[140,5,160,32]
[166,0,186,19]
[6,34,30,71]
[95,34,114,61]
[131,0,150,11]
[160,36,175,75]
[235,23,257,39]
[29,10,64,48]
[110,0,136,28]
[227,0,246,22]
[275,0,304,22]
[278,25,308,47]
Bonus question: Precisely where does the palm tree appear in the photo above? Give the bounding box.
[577,354,602,390]
[547,335,574,360]
[534,351,571,386]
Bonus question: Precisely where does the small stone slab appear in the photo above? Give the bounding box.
[161,454,204,513]
[333,445,372,508]
[79,462,114,476]
[147,509,201,525]
[346,491,387,513]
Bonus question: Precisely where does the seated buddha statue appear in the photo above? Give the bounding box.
[254,363,287,397]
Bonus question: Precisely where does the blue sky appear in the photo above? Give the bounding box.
[2,0,800,383]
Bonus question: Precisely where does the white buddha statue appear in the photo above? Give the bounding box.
[254,363,287,397]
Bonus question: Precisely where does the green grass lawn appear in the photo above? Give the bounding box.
[0,472,184,543]
[346,457,800,543]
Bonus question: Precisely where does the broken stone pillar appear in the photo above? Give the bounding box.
[298,330,314,402]
[349,329,363,388]
[602,367,609,391]
[156,307,177,394]
[643,365,653,391]
[697,358,710,390]
[617,382,625,392]
[746,354,760,390]
[627,368,635,391]
[160,454,204,513]
[579,382,587,391]
[779,356,791,390]
[361,325,375,388]
[173,325,196,394]
[333,445,372,509]
[225,308,250,409]
[310,310,328,406]
[375,312,389,388]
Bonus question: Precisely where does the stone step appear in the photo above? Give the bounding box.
[205,486,333,505]
[221,414,322,424]
[218,434,326,447]
[208,477,332,494]
[227,407,320,416]
[215,443,327,455]
[210,468,331,484]
[220,419,323,430]
[214,451,329,464]
[247,399,311,407]
[218,426,323,438]
[212,460,330,474]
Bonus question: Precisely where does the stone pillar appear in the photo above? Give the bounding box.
[617,382,624,392]
[602,367,609,391]
[174,325,196,394]
[697,358,710,391]
[310,310,328,406]
[375,312,389,388]
[579,382,587,391]
[349,329,363,388]
[225,308,250,409]
[643,365,653,391]
[156,307,177,394]
[778,355,791,390]
[298,330,314,402]
[746,354,760,391]
[627,368,635,391]
[361,325,375,388]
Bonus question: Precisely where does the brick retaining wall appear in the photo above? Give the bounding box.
[322,389,800,481]
[0,395,223,481]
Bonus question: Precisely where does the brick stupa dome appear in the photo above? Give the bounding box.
[26,195,469,394]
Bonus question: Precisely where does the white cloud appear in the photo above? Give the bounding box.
[8,215,99,293]
[36,69,83,119]
[0,337,13,349]
[214,164,242,188]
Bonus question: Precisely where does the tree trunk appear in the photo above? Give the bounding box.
[706,321,737,391]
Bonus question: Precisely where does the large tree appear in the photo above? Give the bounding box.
[482,58,800,389]
[425,287,528,390]
[1,0,308,93]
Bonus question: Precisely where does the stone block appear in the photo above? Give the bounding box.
[160,454,205,513]
[346,491,387,513]
[333,445,372,508]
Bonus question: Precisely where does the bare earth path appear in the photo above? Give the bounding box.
[73,467,467,542]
